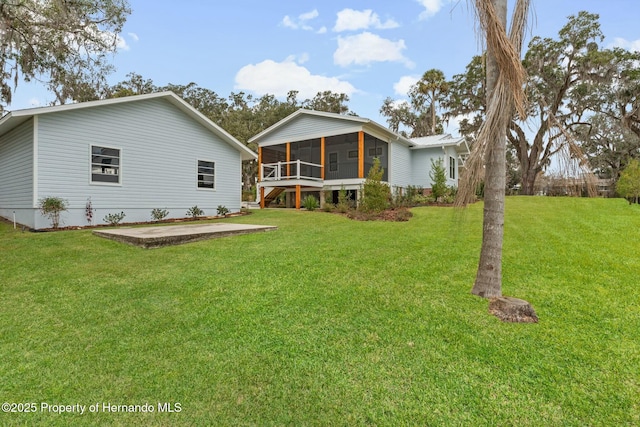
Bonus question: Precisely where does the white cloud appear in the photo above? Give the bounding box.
[282,15,297,29]
[389,99,410,111]
[394,75,420,96]
[416,0,445,20]
[299,9,319,21]
[296,53,310,64]
[234,58,357,99]
[28,98,42,108]
[333,9,399,32]
[115,34,129,51]
[334,32,414,68]
[317,26,327,34]
[127,32,139,42]
[610,37,640,52]
[281,9,320,31]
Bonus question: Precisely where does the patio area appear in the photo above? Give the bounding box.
[93,222,277,248]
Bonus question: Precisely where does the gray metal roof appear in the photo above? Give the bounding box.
[0,91,257,161]
[410,134,470,154]
[248,108,416,147]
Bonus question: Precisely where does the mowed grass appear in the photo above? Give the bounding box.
[0,197,638,426]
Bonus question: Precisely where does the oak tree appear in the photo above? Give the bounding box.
[0,0,131,109]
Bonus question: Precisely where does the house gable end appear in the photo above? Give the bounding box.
[255,113,366,147]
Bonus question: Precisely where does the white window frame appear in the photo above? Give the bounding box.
[197,159,216,190]
[449,156,456,180]
[90,145,122,186]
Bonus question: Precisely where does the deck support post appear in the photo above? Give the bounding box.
[295,185,301,210]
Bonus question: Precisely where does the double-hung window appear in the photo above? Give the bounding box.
[449,156,456,180]
[198,160,215,189]
[91,146,120,184]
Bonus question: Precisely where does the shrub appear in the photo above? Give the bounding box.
[242,187,256,202]
[38,196,68,228]
[186,206,204,219]
[85,197,95,225]
[217,205,230,216]
[336,185,352,213]
[407,185,424,200]
[394,208,413,222]
[391,186,407,208]
[442,186,458,204]
[393,185,425,207]
[429,158,447,202]
[617,159,640,204]
[359,158,390,213]
[412,194,429,205]
[151,208,169,221]
[103,211,126,226]
[302,195,319,211]
[322,187,335,211]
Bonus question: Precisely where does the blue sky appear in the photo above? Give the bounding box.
[9,0,640,135]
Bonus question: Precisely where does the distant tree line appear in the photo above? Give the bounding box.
[381,12,640,195]
[1,2,638,197]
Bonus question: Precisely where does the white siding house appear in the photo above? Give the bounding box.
[410,135,470,188]
[0,92,256,229]
[249,109,469,208]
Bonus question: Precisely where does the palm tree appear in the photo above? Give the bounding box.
[411,69,450,135]
[456,0,529,298]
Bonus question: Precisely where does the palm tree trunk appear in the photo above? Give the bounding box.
[471,0,507,298]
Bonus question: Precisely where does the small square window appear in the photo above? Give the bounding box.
[91,145,120,184]
[368,147,382,157]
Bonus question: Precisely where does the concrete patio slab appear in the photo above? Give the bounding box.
[93,223,277,248]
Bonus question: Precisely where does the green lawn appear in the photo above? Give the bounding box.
[1,197,638,426]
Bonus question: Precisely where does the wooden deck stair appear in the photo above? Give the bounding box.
[263,187,285,207]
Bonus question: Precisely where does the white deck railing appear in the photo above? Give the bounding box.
[260,160,323,182]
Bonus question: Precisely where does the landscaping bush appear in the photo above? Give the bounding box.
[336,185,353,213]
[151,208,169,221]
[359,158,390,213]
[38,196,68,228]
[302,195,319,211]
[187,206,204,219]
[103,211,126,226]
[429,158,447,202]
[85,197,95,225]
[217,205,230,216]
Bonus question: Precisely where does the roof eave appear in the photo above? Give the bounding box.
[0,92,257,160]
